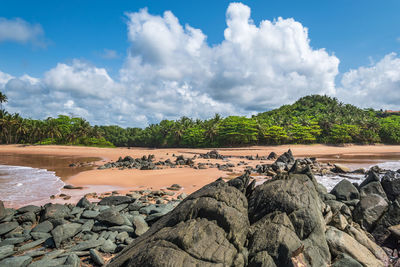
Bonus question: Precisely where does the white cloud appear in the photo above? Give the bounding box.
[338,53,400,110]
[0,18,45,46]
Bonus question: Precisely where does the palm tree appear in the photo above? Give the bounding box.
[0,92,7,110]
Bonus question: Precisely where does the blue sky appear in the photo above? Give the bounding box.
[0,1,400,126]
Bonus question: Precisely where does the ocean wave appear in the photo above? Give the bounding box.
[0,164,65,207]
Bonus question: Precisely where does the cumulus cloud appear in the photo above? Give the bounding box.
[0,18,45,46]
[338,53,400,110]
[1,3,343,127]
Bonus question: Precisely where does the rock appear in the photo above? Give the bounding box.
[40,204,70,223]
[109,176,249,267]
[267,152,277,160]
[17,205,41,214]
[372,200,400,245]
[333,164,351,173]
[0,245,14,260]
[96,208,125,226]
[27,256,67,267]
[329,213,348,231]
[18,239,46,252]
[81,210,100,219]
[326,226,384,267]
[353,194,388,232]
[0,237,25,246]
[0,201,5,220]
[65,253,80,267]
[90,249,104,266]
[16,212,36,224]
[0,255,32,267]
[247,212,302,266]
[76,197,91,208]
[30,232,51,240]
[70,238,105,251]
[344,224,389,265]
[381,171,400,200]
[247,173,330,267]
[359,181,388,201]
[98,196,133,206]
[332,254,363,267]
[330,179,359,201]
[100,239,117,253]
[31,221,53,233]
[63,184,83,190]
[51,223,82,248]
[388,224,400,239]
[131,216,149,236]
[167,184,182,191]
[0,221,19,236]
[359,171,380,188]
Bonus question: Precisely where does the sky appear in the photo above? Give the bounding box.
[0,0,399,127]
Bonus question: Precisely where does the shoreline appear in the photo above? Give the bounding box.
[1,144,400,208]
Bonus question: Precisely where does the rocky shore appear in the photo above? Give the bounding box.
[1,151,400,266]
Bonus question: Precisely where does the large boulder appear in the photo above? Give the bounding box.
[109,175,250,267]
[326,226,384,267]
[372,200,400,245]
[330,179,359,201]
[381,171,400,201]
[247,173,330,266]
[51,223,82,248]
[359,171,380,188]
[271,149,295,171]
[96,208,126,226]
[353,194,388,232]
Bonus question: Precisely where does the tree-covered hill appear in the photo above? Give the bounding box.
[1,93,400,147]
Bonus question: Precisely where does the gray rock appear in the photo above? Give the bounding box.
[40,204,70,223]
[27,256,67,267]
[16,212,36,224]
[70,238,105,251]
[0,255,32,267]
[81,210,99,219]
[51,223,82,248]
[0,237,25,246]
[80,219,94,233]
[333,164,351,173]
[30,232,51,240]
[381,171,400,200]
[32,221,53,233]
[326,226,383,267]
[359,181,388,201]
[359,171,380,188]
[100,239,117,253]
[248,173,330,267]
[96,208,125,226]
[332,254,362,267]
[353,194,388,231]
[131,216,149,236]
[330,179,359,201]
[372,200,400,245]
[17,205,41,215]
[108,225,134,233]
[0,245,15,260]
[90,249,104,266]
[76,197,91,209]
[65,253,80,267]
[0,221,19,236]
[18,239,46,252]
[98,196,133,206]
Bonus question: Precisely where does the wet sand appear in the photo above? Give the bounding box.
[1,144,400,208]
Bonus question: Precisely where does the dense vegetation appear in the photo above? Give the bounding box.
[1,92,400,147]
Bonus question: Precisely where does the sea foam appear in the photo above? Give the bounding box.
[0,164,65,207]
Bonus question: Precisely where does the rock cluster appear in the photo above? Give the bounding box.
[109,154,396,266]
[199,150,225,159]
[0,190,182,266]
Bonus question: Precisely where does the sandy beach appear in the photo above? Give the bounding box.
[1,144,400,207]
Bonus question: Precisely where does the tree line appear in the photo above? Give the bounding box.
[1,93,400,147]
